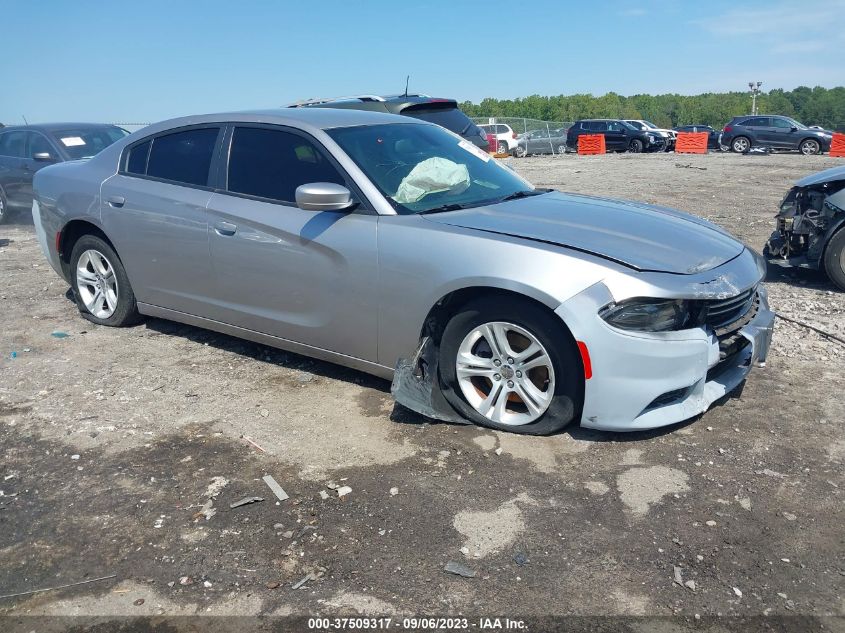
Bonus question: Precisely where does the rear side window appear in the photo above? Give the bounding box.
[227,127,344,204]
[126,140,151,174]
[0,131,28,158]
[587,121,607,132]
[146,128,219,186]
[742,117,768,127]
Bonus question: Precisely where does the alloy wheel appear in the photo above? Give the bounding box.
[733,137,749,153]
[76,249,119,319]
[455,321,555,426]
[800,139,820,155]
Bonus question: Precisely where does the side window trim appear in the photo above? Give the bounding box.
[118,124,224,190]
[217,122,374,213]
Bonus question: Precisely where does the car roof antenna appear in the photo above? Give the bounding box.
[404,75,410,97]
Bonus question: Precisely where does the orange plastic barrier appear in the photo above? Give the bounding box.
[577,134,605,155]
[831,132,845,158]
[675,132,708,154]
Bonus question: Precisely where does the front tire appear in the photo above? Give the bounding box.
[0,187,8,225]
[799,139,821,155]
[70,235,141,326]
[823,227,845,292]
[514,145,527,158]
[438,297,582,435]
[628,139,643,153]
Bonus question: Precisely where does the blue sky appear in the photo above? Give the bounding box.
[1,0,843,125]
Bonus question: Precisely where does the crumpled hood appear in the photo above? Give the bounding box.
[424,191,745,274]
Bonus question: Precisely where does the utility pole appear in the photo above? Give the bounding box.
[748,81,762,115]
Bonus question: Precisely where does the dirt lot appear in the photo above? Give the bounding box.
[1,152,843,625]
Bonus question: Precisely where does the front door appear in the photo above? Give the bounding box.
[205,124,379,362]
[0,130,31,208]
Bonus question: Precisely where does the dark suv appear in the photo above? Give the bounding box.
[566,119,665,153]
[288,94,489,150]
[721,115,832,155]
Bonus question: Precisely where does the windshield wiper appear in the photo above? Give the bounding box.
[496,188,552,203]
[418,203,468,215]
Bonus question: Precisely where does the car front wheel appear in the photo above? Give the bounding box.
[514,145,527,158]
[438,297,582,435]
[799,139,821,155]
[628,139,643,153]
[823,227,845,291]
[70,235,142,326]
[0,187,7,225]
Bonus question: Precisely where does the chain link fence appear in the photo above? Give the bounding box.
[472,117,574,155]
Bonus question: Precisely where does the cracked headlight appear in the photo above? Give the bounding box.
[600,299,694,332]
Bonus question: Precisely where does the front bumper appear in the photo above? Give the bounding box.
[556,282,775,432]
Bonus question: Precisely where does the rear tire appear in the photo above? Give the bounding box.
[731,136,751,153]
[69,235,142,326]
[514,145,527,158]
[823,227,845,292]
[438,296,582,435]
[0,187,8,224]
[496,141,508,154]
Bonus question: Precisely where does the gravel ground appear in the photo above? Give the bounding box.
[1,151,843,626]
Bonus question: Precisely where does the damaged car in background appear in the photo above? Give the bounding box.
[765,165,845,290]
[32,108,773,436]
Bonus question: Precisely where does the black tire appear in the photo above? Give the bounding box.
[799,138,821,155]
[628,139,643,153]
[438,296,583,435]
[823,227,845,291]
[731,136,751,153]
[69,234,142,326]
[514,145,527,158]
[496,141,508,154]
[0,187,8,225]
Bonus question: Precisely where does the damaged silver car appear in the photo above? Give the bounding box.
[765,165,845,290]
[32,108,774,435]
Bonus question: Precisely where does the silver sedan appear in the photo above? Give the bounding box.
[32,109,774,434]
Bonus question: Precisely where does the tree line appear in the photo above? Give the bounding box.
[459,86,845,130]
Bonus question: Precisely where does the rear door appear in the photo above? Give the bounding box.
[204,124,379,360]
[0,131,30,207]
[100,125,221,315]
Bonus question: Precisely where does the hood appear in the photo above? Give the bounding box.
[795,165,845,187]
[424,191,745,274]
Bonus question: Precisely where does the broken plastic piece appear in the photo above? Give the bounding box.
[444,561,476,578]
[229,496,264,509]
[262,475,289,501]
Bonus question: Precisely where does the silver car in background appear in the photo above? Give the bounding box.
[32,108,774,435]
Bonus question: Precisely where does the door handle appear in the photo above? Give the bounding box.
[107,195,125,208]
[214,221,237,236]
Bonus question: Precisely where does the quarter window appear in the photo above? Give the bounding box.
[146,128,219,186]
[227,127,345,204]
[126,140,151,175]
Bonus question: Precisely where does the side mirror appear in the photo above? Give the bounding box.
[32,152,56,162]
[790,126,798,132]
[295,182,355,212]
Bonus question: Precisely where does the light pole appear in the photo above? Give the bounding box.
[748,81,762,115]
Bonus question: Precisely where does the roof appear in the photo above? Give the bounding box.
[0,122,123,132]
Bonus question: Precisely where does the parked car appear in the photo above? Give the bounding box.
[764,165,845,290]
[478,123,518,154]
[721,115,832,155]
[566,119,665,153]
[624,120,676,151]
[32,108,773,435]
[672,125,722,150]
[513,128,568,157]
[288,94,489,150]
[0,123,128,223]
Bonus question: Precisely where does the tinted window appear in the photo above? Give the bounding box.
[402,106,481,137]
[126,140,151,174]
[227,127,344,203]
[743,117,769,127]
[587,121,607,132]
[28,133,54,157]
[771,117,793,129]
[51,127,128,159]
[147,128,219,186]
[0,131,27,158]
[496,125,508,134]
[607,121,625,132]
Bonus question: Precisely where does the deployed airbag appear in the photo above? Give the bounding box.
[394,157,470,204]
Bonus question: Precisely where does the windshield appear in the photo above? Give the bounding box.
[51,127,129,159]
[785,117,808,130]
[642,121,659,129]
[328,123,536,214]
[620,120,638,131]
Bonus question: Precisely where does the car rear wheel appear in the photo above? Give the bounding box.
[70,235,142,326]
[557,144,567,154]
[628,139,643,153]
[799,139,821,155]
[0,187,7,224]
[823,227,845,292]
[438,297,582,435]
[514,145,527,158]
[496,141,508,154]
[731,136,750,153]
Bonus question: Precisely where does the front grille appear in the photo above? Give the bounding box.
[703,286,758,361]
